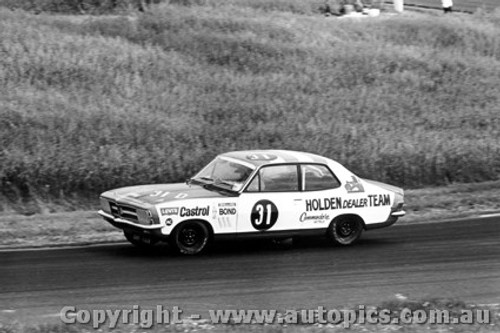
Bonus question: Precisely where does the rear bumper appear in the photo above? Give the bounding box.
[390,210,406,217]
[365,210,405,230]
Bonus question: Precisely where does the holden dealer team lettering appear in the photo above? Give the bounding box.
[306,194,390,211]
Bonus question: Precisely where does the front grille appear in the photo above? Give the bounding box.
[108,202,152,225]
[109,202,138,221]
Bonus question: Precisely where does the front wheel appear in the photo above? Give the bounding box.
[171,221,210,255]
[328,216,363,245]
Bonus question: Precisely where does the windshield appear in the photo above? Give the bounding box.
[192,157,254,191]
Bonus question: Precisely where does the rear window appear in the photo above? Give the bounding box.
[301,164,340,191]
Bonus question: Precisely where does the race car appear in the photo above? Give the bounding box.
[98,150,405,254]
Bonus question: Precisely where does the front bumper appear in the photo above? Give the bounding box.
[99,210,168,240]
[98,210,163,230]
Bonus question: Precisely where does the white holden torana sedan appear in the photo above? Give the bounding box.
[98,150,405,254]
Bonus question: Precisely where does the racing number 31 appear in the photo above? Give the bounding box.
[251,200,278,230]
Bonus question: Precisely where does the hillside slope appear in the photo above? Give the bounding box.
[0,2,499,213]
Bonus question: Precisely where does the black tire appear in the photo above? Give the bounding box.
[328,216,363,245]
[171,221,210,255]
[124,231,158,248]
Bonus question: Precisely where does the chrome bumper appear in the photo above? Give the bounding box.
[98,210,162,230]
[391,210,406,217]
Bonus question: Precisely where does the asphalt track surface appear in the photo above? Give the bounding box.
[1,216,499,324]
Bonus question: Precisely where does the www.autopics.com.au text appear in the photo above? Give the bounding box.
[60,305,492,329]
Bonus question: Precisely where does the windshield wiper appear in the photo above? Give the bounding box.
[199,176,214,182]
[214,178,234,187]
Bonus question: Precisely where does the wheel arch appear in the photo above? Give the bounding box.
[328,214,367,231]
[171,218,215,239]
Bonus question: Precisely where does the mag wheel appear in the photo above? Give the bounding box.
[171,221,210,255]
[328,216,363,245]
[124,231,158,248]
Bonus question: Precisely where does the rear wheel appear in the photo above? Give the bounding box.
[171,221,210,255]
[328,216,363,245]
[124,231,158,248]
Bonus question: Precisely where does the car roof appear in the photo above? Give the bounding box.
[220,150,332,168]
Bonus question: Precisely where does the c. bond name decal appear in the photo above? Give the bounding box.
[306,194,390,211]
[219,208,236,215]
[217,202,237,216]
[180,206,209,217]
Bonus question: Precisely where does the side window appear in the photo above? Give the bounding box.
[261,165,299,192]
[301,164,340,191]
[245,165,299,192]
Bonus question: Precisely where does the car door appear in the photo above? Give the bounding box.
[295,163,344,229]
[237,164,302,234]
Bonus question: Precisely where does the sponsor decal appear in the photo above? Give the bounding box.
[219,208,236,215]
[306,194,390,211]
[246,153,277,161]
[218,202,237,207]
[160,207,179,216]
[306,197,342,211]
[367,194,390,207]
[344,176,365,193]
[179,206,210,217]
[299,212,329,223]
[251,200,278,231]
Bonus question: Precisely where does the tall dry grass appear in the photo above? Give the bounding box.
[0,2,499,213]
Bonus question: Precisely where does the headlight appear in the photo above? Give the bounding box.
[137,209,153,225]
[100,197,110,213]
[137,209,158,225]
